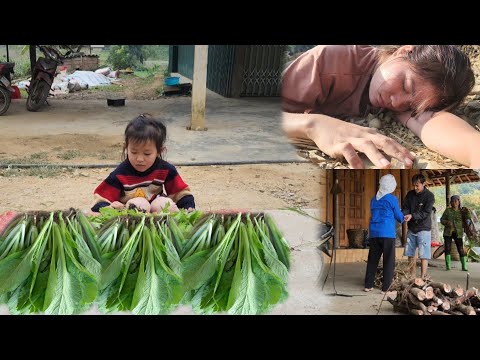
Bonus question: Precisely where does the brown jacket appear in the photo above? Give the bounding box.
[282,45,378,118]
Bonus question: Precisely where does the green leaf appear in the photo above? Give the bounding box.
[44,257,84,315]
[227,256,265,315]
[182,248,218,291]
[265,216,291,269]
[0,250,34,295]
[131,227,182,314]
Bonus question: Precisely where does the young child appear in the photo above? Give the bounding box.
[282,45,478,168]
[91,113,195,213]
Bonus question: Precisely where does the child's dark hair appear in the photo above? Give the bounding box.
[122,113,167,160]
[378,45,475,115]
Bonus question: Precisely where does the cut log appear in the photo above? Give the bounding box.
[426,305,438,313]
[448,310,464,315]
[413,278,426,288]
[441,299,451,311]
[431,295,443,306]
[431,311,451,315]
[409,309,424,315]
[452,287,465,298]
[455,303,476,315]
[430,282,452,294]
[470,294,480,307]
[387,297,410,314]
[410,288,427,301]
[424,286,434,300]
[408,293,428,313]
[454,289,478,305]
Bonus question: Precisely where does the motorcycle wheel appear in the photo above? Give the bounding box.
[26,79,50,112]
[0,86,11,116]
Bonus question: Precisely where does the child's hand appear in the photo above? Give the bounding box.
[404,214,412,222]
[186,207,194,213]
[110,201,126,209]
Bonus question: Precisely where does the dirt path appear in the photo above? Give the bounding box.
[0,163,320,213]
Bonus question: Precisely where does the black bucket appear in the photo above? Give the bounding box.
[107,98,125,107]
[347,229,368,249]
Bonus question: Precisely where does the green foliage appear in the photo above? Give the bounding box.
[430,183,480,215]
[106,45,149,70]
[1,210,290,315]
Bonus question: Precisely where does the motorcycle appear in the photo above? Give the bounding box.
[0,61,15,116]
[26,45,64,112]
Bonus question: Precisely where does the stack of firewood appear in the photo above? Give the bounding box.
[374,260,411,289]
[387,278,479,315]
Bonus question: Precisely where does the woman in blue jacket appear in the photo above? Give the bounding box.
[364,174,405,293]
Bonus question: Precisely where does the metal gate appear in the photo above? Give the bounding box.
[206,45,235,97]
[177,45,194,80]
[241,45,286,97]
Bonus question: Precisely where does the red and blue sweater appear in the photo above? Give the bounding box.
[92,157,195,211]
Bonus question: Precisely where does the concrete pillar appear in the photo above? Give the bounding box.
[189,45,208,131]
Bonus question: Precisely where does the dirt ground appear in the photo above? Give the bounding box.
[0,163,320,213]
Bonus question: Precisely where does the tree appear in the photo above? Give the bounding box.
[107,45,149,70]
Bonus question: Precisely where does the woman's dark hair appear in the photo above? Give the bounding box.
[122,113,167,160]
[378,45,475,115]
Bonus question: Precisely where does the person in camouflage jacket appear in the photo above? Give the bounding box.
[440,195,471,271]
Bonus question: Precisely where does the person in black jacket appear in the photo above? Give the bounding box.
[402,174,435,280]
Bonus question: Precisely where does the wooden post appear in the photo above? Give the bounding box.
[333,170,340,249]
[189,45,209,131]
[319,170,327,222]
[445,170,451,206]
[401,170,409,246]
[29,45,37,75]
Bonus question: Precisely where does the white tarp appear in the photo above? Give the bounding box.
[64,71,115,87]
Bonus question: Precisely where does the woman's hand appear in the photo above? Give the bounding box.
[283,112,414,169]
[306,116,414,169]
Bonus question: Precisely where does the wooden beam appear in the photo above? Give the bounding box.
[445,170,451,207]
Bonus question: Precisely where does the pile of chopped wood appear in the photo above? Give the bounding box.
[374,259,411,289]
[387,278,479,315]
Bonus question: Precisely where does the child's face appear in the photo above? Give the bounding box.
[369,49,438,113]
[127,140,158,172]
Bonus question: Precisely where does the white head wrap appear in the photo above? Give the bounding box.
[376,174,397,200]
